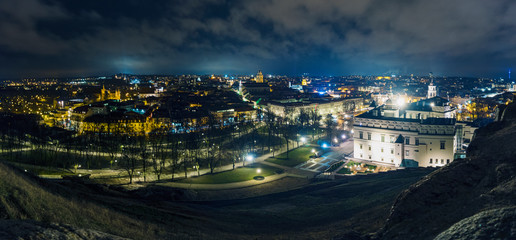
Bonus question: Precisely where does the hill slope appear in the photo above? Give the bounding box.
[379,103,516,240]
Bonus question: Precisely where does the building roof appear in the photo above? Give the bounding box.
[405,97,449,112]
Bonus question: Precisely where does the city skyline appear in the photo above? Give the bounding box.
[1,0,516,78]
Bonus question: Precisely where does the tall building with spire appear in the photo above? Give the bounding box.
[427,80,437,99]
[255,70,264,83]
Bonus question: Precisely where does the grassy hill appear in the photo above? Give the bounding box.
[0,159,435,239]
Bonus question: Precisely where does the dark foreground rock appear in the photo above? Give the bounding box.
[434,207,516,240]
[0,220,128,240]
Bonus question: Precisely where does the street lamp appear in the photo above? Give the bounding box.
[300,137,306,144]
[257,168,261,174]
[246,155,254,162]
[341,134,346,139]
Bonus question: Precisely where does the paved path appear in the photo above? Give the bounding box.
[155,172,292,190]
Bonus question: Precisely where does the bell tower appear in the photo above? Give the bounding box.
[428,80,437,99]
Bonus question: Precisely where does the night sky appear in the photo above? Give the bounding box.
[1,0,515,78]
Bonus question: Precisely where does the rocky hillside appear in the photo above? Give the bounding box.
[378,102,516,240]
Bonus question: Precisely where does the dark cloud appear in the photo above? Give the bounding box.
[0,0,515,78]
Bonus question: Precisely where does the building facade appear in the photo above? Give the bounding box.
[352,95,475,168]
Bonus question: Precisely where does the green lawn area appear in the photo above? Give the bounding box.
[1,150,111,169]
[178,163,282,184]
[337,167,352,174]
[266,146,324,167]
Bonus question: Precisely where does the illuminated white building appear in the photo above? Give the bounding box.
[352,95,474,168]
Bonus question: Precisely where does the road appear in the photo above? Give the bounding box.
[295,139,354,172]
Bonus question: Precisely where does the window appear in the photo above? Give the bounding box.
[430,158,433,164]
[405,150,409,156]
[447,159,450,164]
[369,155,372,159]
[360,154,363,158]
[381,158,384,161]
[381,135,385,142]
[391,149,394,154]
[368,145,371,151]
[441,159,444,164]
[359,131,363,139]
[440,141,445,149]
[405,137,410,145]
[390,135,395,143]
[360,144,363,149]
[415,138,419,146]
[367,132,371,140]
[381,148,384,153]
[391,159,394,163]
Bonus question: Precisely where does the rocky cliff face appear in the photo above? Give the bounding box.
[378,102,516,240]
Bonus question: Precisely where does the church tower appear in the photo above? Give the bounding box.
[256,70,264,83]
[427,80,437,99]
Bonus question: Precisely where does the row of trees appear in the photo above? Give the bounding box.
[0,106,342,184]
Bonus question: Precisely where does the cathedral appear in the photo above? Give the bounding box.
[98,85,121,101]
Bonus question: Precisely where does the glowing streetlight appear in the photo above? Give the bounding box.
[333,138,338,143]
[312,148,316,153]
[341,134,346,139]
[300,137,306,144]
[246,155,254,162]
[257,168,261,174]
[322,143,329,148]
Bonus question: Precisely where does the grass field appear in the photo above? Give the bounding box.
[337,167,352,174]
[178,163,282,184]
[0,150,111,169]
[266,146,326,167]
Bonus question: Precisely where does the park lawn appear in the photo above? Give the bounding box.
[8,162,75,176]
[1,150,112,169]
[337,167,352,174]
[266,146,322,167]
[179,163,281,184]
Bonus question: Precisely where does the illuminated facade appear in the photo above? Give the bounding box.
[255,70,264,83]
[99,85,121,101]
[352,96,473,168]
